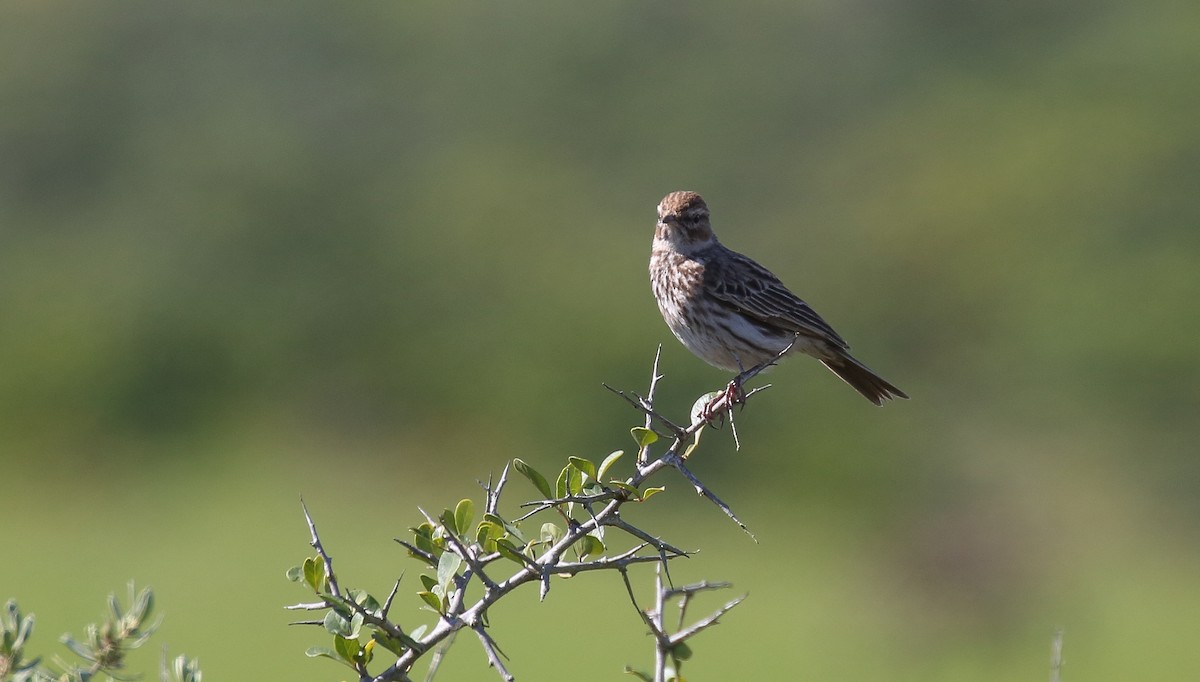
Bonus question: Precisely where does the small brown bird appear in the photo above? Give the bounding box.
[649,191,907,406]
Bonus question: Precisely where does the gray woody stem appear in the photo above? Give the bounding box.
[291,349,758,681]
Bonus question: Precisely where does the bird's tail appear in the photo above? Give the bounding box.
[821,352,909,406]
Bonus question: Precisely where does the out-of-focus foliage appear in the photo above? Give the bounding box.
[1,584,200,682]
[2,0,1198,679]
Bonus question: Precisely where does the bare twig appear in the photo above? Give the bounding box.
[301,498,342,598]
[394,538,437,566]
[550,549,684,577]
[283,601,328,611]
[514,490,621,522]
[471,625,514,682]
[483,463,511,516]
[728,408,742,450]
[668,592,746,644]
[619,567,661,637]
[1050,628,1064,682]
[382,575,403,621]
[517,490,620,509]
[645,345,665,415]
[621,567,746,682]
[735,335,798,386]
[608,518,691,558]
[603,383,685,439]
[663,455,756,541]
[642,346,671,456]
[652,565,669,682]
[664,580,732,599]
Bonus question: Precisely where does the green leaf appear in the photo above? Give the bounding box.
[555,465,569,499]
[285,565,303,582]
[476,520,501,552]
[436,551,463,592]
[641,486,666,501]
[349,590,381,615]
[323,610,351,636]
[691,392,721,425]
[419,574,437,592]
[631,427,658,447]
[475,521,493,544]
[305,646,341,661]
[672,641,693,661]
[303,556,326,592]
[417,591,443,613]
[412,523,438,557]
[439,508,459,537]
[559,465,578,496]
[485,513,527,544]
[597,450,624,480]
[322,593,353,619]
[513,458,553,498]
[373,631,409,657]
[575,533,604,560]
[608,480,640,498]
[496,539,535,567]
[567,456,596,481]
[539,522,563,547]
[334,634,359,663]
[454,499,474,536]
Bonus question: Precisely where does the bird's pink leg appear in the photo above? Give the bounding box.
[700,344,793,423]
[701,376,747,422]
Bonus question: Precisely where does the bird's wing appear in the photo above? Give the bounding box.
[702,248,850,349]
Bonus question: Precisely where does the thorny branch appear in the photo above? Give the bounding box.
[302,498,342,598]
[622,566,747,682]
[289,349,757,681]
[606,344,768,539]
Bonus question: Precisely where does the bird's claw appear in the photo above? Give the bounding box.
[700,378,746,423]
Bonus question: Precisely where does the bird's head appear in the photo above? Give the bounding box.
[656,191,715,253]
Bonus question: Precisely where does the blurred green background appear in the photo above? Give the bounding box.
[3,0,1199,679]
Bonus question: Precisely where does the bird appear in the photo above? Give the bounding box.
[649,190,907,407]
